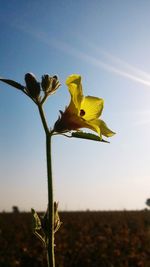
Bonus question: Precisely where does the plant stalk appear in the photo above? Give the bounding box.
[38,104,49,135]
[38,104,55,267]
[46,134,55,267]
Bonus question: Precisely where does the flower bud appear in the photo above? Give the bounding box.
[41,74,60,95]
[51,76,58,90]
[41,74,52,92]
[25,73,41,99]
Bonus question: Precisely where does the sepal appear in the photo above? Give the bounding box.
[72,131,110,143]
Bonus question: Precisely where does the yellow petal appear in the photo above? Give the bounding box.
[99,120,116,137]
[83,119,115,139]
[82,119,101,136]
[66,74,83,111]
[80,96,104,120]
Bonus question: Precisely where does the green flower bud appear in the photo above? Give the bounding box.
[51,76,58,90]
[41,74,52,92]
[25,73,41,99]
[41,74,60,95]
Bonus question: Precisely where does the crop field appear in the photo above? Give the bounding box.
[0,210,150,267]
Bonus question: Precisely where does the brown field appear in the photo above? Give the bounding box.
[0,210,150,267]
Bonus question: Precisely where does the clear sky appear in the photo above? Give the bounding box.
[1,0,150,211]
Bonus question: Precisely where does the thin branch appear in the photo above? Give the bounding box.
[38,104,50,134]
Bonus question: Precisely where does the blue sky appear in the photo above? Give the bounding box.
[1,0,150,211]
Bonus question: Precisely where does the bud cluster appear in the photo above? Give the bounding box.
[41,75,60,96]
[24,73,60,104]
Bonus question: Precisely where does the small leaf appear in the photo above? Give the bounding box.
[31,209,46,246]
[72,131,109,143]
[31,208,41,231]
[54,202,62,234]
[0,78,24,90]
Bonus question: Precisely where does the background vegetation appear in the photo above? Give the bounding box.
[0,210,150,267]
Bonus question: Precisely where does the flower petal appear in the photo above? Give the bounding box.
[80,96,104,120]
[99,120,116,137]
[66,74,83,111]
[83,119,115,138]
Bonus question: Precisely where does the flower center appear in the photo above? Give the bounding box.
[80,109,85,117]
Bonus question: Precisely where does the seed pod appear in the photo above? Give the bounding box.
[25,73,41,99]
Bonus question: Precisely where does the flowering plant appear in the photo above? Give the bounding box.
[0,73,115,267]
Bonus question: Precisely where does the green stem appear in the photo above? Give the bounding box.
[38,104,49,135]
[38,104,55,267]
[46,134,55,267]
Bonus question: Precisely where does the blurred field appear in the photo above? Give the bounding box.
[0,210,150,267]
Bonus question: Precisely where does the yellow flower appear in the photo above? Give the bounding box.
[54,74,115,139]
